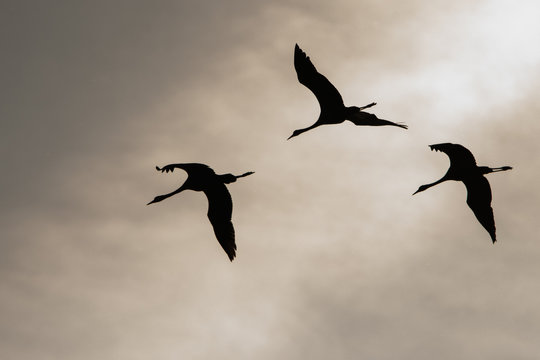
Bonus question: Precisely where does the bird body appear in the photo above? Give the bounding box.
[288,44,407,140]
[413,143,512,243]
[148,163,254,261]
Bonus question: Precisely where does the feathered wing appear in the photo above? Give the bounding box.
[430,143,478,170]
[464,175,496,243]
[204,182,237,261]
[294,44,344,113]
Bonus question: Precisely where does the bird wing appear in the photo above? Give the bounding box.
[171,163,214,175]
[463,175,496,243]
[294,44,344,113]
[430,143,478,170]
[204,182,237,261]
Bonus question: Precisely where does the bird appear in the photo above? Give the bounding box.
[147,163,254,261]
[288,44,407,140]
[413,143,512,243]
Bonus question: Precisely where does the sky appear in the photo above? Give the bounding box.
[2,0,540,358]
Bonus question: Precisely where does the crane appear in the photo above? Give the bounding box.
[148,163,254,261]
[288,44,407,140]
[413,143,512,243]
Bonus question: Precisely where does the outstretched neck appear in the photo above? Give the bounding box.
[287,123,320,140]
[147,185,186,205]
[413,177,447,195]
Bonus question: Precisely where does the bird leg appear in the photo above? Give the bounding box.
[237,171,255,178]
[491,166,513,172]
[480,166,513,175]
[219,172,255,184]
[358,102,377,111]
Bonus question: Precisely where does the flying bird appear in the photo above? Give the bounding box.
[413,143,512,243]
[288,44,407,140]
[147,163,254,261]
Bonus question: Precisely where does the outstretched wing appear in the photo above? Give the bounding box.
[464,175,496,243]
[294,44,344,113]
[430,143,478,170]
[204,183,237,261]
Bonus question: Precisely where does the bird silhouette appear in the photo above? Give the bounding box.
[147,163,254,261]
[288,44,407,140]
[413,143,512,243]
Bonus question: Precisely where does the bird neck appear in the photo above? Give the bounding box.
[288,123,319,139]
[414,176,448,194]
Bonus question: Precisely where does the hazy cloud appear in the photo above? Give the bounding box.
[2,0,540,359]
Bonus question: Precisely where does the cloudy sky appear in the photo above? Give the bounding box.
[2,0,540,358]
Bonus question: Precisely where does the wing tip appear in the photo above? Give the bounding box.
[210,219,237,263]
[429,143,456,153]
[226,241,237,261]
[294,44,307,60]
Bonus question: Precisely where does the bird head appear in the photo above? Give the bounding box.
[147,194,169,205]
[147,183,188,205]
[412,184,430,195]
[287,129,303,140]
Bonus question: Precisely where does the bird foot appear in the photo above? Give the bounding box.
[360,102,377,110]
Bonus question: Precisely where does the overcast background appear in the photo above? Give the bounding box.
[2,0,540,359]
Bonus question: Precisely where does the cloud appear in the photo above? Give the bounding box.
[2,0,540,359]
